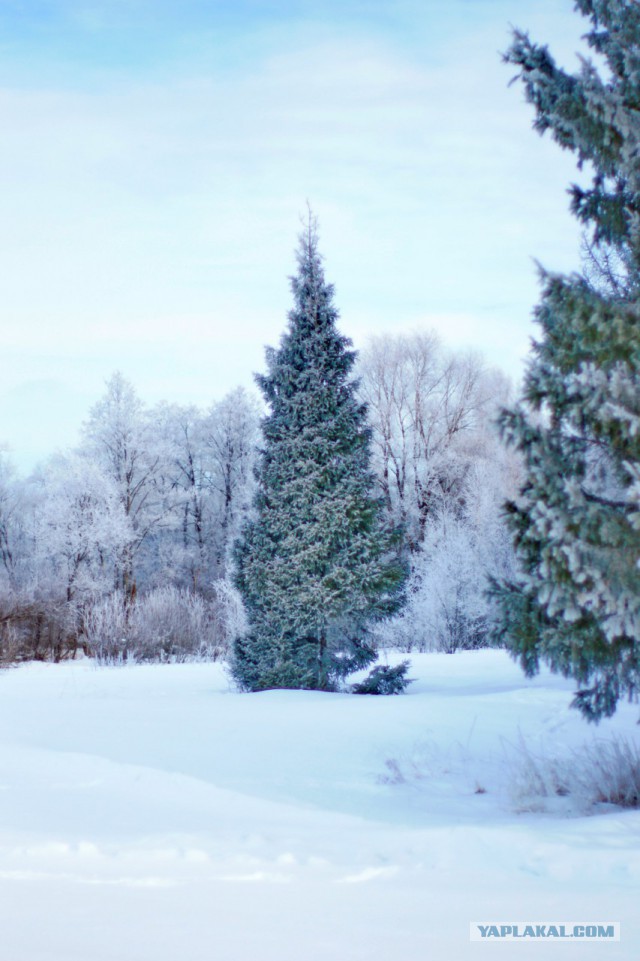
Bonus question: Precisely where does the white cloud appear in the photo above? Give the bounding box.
[0,2,588,467]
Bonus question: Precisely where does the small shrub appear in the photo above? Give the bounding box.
[376,739,479,795]
[81,592,131,664]
[570,737,640,808]
[507,734,640,813]
[0,618,25,665]
[82,585,240,665]
[506,735,570,812]
[352,660,413,695]
[0,595,80,664]
[129,587,212,662]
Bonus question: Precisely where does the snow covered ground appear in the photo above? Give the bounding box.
[0,650,638,960]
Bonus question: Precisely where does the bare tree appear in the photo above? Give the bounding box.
[358,332,510,549]
[201,387,260,577]
[80,372,177,598]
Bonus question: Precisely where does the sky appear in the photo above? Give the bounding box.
[0,0,591,470]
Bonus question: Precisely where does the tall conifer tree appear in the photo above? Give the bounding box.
[493,1,640,720]
[233,217,406,691]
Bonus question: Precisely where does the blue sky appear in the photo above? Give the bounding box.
[0,0,588,468]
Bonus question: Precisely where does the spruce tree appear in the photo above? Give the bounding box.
[493,1,640,720]
[232,218,406,692]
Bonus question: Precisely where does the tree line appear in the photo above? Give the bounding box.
[0,334,515,667]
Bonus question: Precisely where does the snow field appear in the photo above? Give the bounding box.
[0,650,638,960]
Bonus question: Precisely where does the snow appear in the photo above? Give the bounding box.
[0,650,639,959]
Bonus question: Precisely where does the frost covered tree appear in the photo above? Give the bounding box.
[378,452,519,653]
[0,453,133,661]
[150,402,209,591]
[233,218,406,691]
[493,1,640,720]
[30,453,132,606]
[81,373,177,598]
[201,387,260,578]
[152,391,259,591]
[0,453,24,593]
[358,332,508,550]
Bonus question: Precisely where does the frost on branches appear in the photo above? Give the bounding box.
[493,0,640,720]
[377,452,518,653]
[232,218,406,692]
